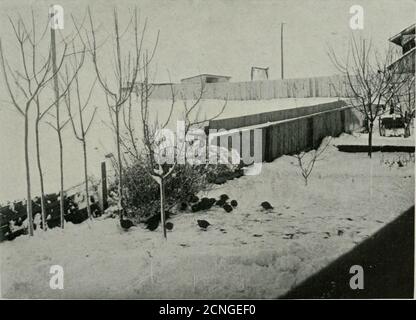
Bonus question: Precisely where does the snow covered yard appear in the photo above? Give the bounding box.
[1,134,414,299]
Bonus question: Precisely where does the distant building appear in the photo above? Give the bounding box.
[251,67,269,81]
[180,74,231,84]
[388,24,415,73]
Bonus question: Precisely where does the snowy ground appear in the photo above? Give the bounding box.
[335,130,415,147]
[0,134,414,299]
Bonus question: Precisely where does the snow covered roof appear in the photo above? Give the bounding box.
[389,24,415,47]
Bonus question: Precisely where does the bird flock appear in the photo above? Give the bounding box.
[119,193,274,233]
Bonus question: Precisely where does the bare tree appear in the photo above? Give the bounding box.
[0,14,69,235]
[137,58,227,239]
[328,36,412,157]
[84,7,159,216]
[62,51,97,219]
[64,62,97,219]
[292,138,331,186]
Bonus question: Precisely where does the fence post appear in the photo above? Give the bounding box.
[264,126,273,162]
[307,117,314,149]
[341,109,346,132]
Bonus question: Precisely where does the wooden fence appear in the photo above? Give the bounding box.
[209,106,363,163]
[208,100,347,131]
[150,75,351,100]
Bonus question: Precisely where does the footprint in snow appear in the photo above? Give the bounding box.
[283,233,295,239]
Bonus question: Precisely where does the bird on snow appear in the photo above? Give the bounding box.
[191,203,201,212]
[145,214,160,231]
[223,204,233,213]
[230,200,238,207]
[199,197,211,210]
[179,202,188,211]
[200,197,216,210]
[216,199,226,206]
[220,194,229,201]
[261,201,274,210]
[165,222,174,231]
[188,195,199,203]
[197,219,210,230]
[120,215,134,230]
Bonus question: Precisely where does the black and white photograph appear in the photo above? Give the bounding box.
[0,0,414,302]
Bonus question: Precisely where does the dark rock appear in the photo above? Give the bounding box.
[223,204,233,213]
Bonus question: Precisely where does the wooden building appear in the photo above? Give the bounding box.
[180,74,231,84]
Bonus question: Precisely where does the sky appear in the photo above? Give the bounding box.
[0,0,415,82]
[0,0,415,202]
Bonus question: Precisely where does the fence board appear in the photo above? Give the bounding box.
[149,75,350,100]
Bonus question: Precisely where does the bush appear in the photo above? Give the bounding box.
[119,158,240,223]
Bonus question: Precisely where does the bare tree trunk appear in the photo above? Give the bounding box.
[24,113,34,236]
[58,130,65,228]
[368,122,373,158]
[159,178,166,239]
[115,108,123,217]
[82,139,92,219]
[35,117,47,230]
[51,28,65,229]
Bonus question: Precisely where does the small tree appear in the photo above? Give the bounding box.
[62,53,97,220]
[0,14,69,235]
[292,138,331,186]
[328,37,412,157]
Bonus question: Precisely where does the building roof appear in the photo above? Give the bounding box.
[180,73,232,82]
[389,24,415,47]
[251,66,269,70]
